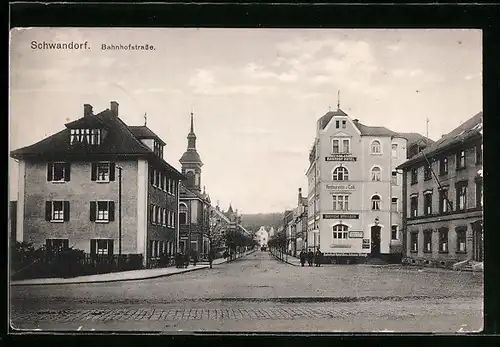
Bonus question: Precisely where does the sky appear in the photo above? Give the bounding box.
[9,28,482,214]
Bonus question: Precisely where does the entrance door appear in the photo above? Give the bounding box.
[371,226,381,256]
[472,221,483,261]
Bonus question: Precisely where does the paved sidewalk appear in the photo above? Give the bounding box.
[11,250,257,286]
[269,250,301,266]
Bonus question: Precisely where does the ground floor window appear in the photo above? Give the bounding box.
[391,225,398,240]
[332,224,348,241]
[90,239,114,256]
[410,232,418,252]
[423,230,432,253]
[456,227,467,252]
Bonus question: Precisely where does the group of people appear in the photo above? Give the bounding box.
[174,251,199,268]
[299,248,323,267]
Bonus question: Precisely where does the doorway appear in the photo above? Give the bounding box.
[371,226,381,256]
[472,220,483,262]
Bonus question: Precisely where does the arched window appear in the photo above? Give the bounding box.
[179,203,188,225]
[333,224,349,240]
[371,140,381,154]
[371,195,381,210]
[333,166,349,181]
[371,167,381,181]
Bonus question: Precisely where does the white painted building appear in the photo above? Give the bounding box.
[255,226,269,247]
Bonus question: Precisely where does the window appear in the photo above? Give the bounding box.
[342,120,346,129]
[91,162,115,182]
[411,168,418,185]
[439,188,450,213]
[371,195,381,210]
[179,203,188,225]
[336,120,340,128]
[47,162,70,182]
[371,167,381,181]
[90,201,115,222]
[156,205,161,224]
[371,140,381,154]
[333,166,349,181]
[456,150,466,169]
[154,141,163,158]
[342,139,350,153]
[424,164,432,181]
[410,195,418,217]
[332,195,349,211]
[91,239,114,256]
[439,227,448,252]
[155,170,160,187]
[439,157,448,175]
[423,230,432,253]
[391,198,398,212]
[392,144,398,159]
[456,227,467,252]
[46,239,69,254]
[391,225,398,240]
[424,191,433,216]
[410,232,418,252]
[162,208,166,226]
[333,224,349,240]
[476,178,483,208]
[391,171,398,185]
[45,201,70,222]
[70,129,102,145]
[476,143,482,165]
[456,181,468,211]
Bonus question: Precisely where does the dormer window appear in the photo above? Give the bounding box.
[153,140,163,159]
[70,129,101,145]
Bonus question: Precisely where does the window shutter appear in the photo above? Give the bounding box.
[90,201,96,221]
[109,162,116,181]
[63,201,70,221]
[109,201,115,221]
[91,163,97,181]
[108,239,114,257]
[90,239,97,255]
[47,163,53,181]
[45,201,52,221]
[64,163,71,181]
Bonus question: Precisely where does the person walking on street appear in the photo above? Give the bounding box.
[183,253,189,268]
[299,250,306,267]
[314,248,322,267]
[307,250,314,267]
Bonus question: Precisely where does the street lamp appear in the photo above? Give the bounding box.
[117,165,123,256]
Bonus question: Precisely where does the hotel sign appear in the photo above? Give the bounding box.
[323,214,359,219]
[325,253,368,257]
[349,231,364,238]
[325,155,357,162]
[325,184,356,190]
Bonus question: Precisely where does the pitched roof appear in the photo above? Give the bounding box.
[397,112,482,169]
[129,125,166,146]
[10,108,184,178]
[179,149,202,164]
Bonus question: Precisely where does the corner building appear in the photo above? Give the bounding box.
[306,108,430,264]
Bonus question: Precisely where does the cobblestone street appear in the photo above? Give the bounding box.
[10,251,483,332]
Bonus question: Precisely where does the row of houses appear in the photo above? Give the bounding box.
[9,101,248,268]
[275,106,483,268]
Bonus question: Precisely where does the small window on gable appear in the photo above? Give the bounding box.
[342,120,346,129]
[336,120,340,129]
[371,140,381,154]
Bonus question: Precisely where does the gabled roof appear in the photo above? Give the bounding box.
[179,183,209,201]
[10,108,184,178]
[397,112,482,169]
[129,125,166,146]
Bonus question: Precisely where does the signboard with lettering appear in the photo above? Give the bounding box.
[330,244,352,248]
[325,184,356,190]
[362,239,371,249]
[349,231,364,238]
[323,214,359,219]
[325,156,357,162]
[324,253,368,257]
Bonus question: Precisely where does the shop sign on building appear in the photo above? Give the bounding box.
[362,239,370,249]
[323,214,359,219]
[325,184,356,190]
[325,155,357,161]
[349,231,363,238]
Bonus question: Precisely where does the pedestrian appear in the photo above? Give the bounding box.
[314,248,322,267]
[299,250,306,267]
[307,250,314,267]
[184,253,189,268]
[192,251,198,267]
[174,252,180,268]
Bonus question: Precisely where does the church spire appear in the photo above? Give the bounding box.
[187,111,197,150]
[190,111,194,134]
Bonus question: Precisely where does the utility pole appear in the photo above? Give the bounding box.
[117,166,123,256]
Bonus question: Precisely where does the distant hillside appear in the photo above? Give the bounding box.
[240,213,283,232]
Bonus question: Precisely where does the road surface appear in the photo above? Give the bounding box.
[10,251,483,333]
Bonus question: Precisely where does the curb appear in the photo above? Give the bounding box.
[11,251,258,287]
[269,251,299,267]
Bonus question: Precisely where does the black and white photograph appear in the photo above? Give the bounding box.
[9,27,483,333]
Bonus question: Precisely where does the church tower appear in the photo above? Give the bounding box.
[179,112,203,192]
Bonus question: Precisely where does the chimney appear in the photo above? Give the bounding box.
[84,104,93,117]
[353,119,359,123]
[110,101,119,116]
[298,188,302,204]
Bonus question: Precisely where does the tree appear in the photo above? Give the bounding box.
[204,207,229,269]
